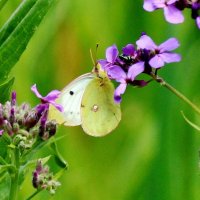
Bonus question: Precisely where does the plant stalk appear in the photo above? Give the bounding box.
[151,73,200,116]
[9,148,20,200]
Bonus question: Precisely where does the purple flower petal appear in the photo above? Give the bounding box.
[31,84,63,112]
[136,35,157,50]
[98,59,109,70]
[106,65,127,83]
[114,83,127,103]
[164,5,184,24]
[153,0,165,8]
[159,38,180,52]
[159,52,181,63]
[149,55,165,68]
[106,45,119,63]
[143,0,156,11]
[168,0,178,5]
[196,17,200,29]
[48,101,63,112]
[31,84,43,99]
[43,90,61,102]
[122,44,135,56]
[127,62,145,81]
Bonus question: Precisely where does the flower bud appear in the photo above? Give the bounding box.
[46,120,57,137]
[24,110,39,129]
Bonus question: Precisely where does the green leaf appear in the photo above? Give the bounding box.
[0,132,12,159]
[0,0,8,11]
[50,141,68,169]
[22,135,67,162]
[0,77,14,103]
[0,173,10,200]
[0,0,56,82]
[0,164,16,174]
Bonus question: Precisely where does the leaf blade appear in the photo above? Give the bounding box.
[0,0,56,81]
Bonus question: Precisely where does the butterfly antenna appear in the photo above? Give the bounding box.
[90,43,99,73]
[90,48,96,67]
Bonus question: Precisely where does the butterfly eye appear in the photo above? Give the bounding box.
[69,91,74,95]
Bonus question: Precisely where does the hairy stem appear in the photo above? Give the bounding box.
[26,189,41,200]
[151,73,200,115]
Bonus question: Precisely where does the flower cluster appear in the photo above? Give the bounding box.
[0,85,63,150]
[32,160,61,194]
[143,0,200,29]
[98,33,181,103]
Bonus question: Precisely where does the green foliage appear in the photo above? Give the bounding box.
[0,0,68,199]
[0,0,55,100]
[0,77,14,103]
[0,0,8,11]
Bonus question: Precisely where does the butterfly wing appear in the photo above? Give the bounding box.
[81,76,121,136]
[48,73,95,126]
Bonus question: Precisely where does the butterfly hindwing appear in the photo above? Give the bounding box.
[81,76,121,136]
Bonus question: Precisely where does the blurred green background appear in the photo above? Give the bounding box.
[1,0,200,199]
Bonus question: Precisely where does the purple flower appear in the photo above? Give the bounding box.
[143,0,184,24]
[136,34,181,68]
[31,84,63,112]
[98,45,119,70]
[107,62,145,103]
[122,44,135,56]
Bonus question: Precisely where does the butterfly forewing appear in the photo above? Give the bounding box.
[48,73,95,126]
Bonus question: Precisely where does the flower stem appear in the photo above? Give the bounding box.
[9,148,20,200]
[151,73,200,115]
[26,189,41,200]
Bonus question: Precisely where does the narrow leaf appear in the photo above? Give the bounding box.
[0,0,8,11]
[0,77,14,103]
[0,132,12,158]
[0,0,37,46]
[0,0,55,81]
[50,141,68,169]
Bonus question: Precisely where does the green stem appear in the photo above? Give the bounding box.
[26,189,41,200]
[9,148,20,200]
[151,73,200,115]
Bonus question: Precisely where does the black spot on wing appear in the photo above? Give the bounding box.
[69,91,74,95]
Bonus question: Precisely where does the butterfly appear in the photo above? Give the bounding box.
[48,65,121,137]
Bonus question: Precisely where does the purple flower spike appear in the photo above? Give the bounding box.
[98,45,119,70]
[137,34,181,68]
[143,0,184,24]
[31,84,63,112]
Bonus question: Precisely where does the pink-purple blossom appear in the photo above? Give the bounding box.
[31,84,63,112]
[143,0,184,24]
[136,34,181,68]
[107,62,145,103]
[143,0,200,29]
[98,45,119,71]
[98,33,181,103]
